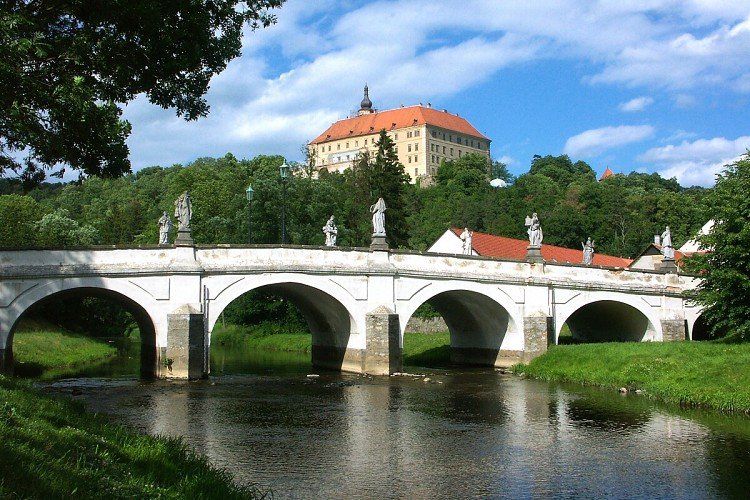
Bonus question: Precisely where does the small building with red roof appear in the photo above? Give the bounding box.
[308,85,491,183]
[428,228,632,268]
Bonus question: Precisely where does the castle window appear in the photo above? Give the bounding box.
[345,142,349,148]
[328,145,331,151]
[355,140,358,147]
[415,168,418,176]
[450,148,454,156]
[408,144,412,152]
[364,139,368,145]
[415,155,418,162]
[414,143,419,151]
[431,131,436,138]
[442,146,446,154]
[337,144,340,150]
[415,130,420,137]
[394,133,398,140]
[408,156,412,163]
[458,150,462,157]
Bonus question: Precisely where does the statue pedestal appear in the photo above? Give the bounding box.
[370,234,388,251]
[526,245,543,263]
[657,258,678,274]
[174,228,194,247]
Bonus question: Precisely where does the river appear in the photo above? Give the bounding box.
[40,345,750,498]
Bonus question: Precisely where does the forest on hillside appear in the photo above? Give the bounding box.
[0,150,710,259]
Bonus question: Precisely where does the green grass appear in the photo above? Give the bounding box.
[514,342,750,413]
[0,376,263,498]
[213,325,453,367]
[14,330,117,370]
[403,332,450,367]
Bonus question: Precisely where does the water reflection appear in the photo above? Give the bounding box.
[41,346,750,499]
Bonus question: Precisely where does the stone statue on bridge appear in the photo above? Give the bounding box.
[158,211,172,245]
[525,213,543,247]
[661,226,674,260]
[460,227,473,255]
[582,237,595,265]
[174,192,192,231]
[323,215,338,247]
[371,198,386,236]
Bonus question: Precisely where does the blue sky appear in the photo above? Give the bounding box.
[120,0,750,187]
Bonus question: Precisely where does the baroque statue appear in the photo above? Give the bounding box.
[174,192,192,231]
[525,212,543,247]
[158,211,172,245]
[582,237,594,265]
[661,226,674,260]
[460,227,473,255]
[370,197,386,236]
[323,215,338,247]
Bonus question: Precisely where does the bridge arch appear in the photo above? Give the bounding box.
[3,278,162,376]
[399,280,523,366]
[555,293,661,343]
[205,274,362,371]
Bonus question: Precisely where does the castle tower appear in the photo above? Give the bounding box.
[358,84,374,116]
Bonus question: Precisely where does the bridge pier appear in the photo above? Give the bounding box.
[364,307,402,375]
[523,313,553,362]
[166,305,208,379]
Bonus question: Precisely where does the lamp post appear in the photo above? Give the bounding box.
[245,185,254,243]
[279,161,291,244]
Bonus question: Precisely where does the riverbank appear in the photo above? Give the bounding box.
[514,342,750,414]
[0,376,263,498]
[14,329,118,378]
[212,324,451,367]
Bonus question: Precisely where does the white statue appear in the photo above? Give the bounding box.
[582,237,595,265]
[174,192,192,230]
[370,197,386,235]
[525,212,543,247]
[323,215,338,247]
[158,211,172,245]
[661,226,674,259]
[460,227,473,255]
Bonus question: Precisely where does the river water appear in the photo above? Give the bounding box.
[41,346,750,499]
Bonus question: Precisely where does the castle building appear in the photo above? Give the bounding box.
[308,85,491,183]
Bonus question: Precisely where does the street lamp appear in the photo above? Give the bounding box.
[279,161,291,244]
[245,185,254,243]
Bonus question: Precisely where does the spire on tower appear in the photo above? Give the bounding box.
[358,83,374,115]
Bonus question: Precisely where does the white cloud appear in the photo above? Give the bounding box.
[619,96,654,112]
[117,1,750,170]
[638,135,750,186]
[564,125,655,157]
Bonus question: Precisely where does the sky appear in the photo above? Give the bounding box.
[119,0,750,187]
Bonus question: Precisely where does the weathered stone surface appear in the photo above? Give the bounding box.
[167,308,206,379]
[661,318,686,341]
[365,310,402,375]
[523,314,552,362]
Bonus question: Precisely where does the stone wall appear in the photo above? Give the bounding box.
[404,316,448,333]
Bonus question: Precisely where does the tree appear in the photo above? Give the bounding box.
[1,1,284,181]
[685,154,750,339]
[0,194,45,247]
[369,130,414,248]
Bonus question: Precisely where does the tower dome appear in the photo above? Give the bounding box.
[358,84,373,115]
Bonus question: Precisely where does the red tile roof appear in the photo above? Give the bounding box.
[310,105,489,145]
[450,228,632,267]
[599,167,614,181]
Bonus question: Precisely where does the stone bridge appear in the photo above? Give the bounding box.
[0,245,702,378]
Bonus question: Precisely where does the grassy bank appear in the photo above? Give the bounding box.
[0,376,262,498]
[14,329,118,375]
[212,324,451,367]
[514,342,750,413]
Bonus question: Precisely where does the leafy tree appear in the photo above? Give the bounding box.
[1,1,284,181]
[685,154,750,339]
[491,160,515,184]
[35,208,98,246]
[0,194,46,247]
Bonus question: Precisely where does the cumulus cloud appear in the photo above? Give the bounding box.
[117,0,750,170]
[619,96,654,112]
[638,135,750,186]
[564,125,655,157]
